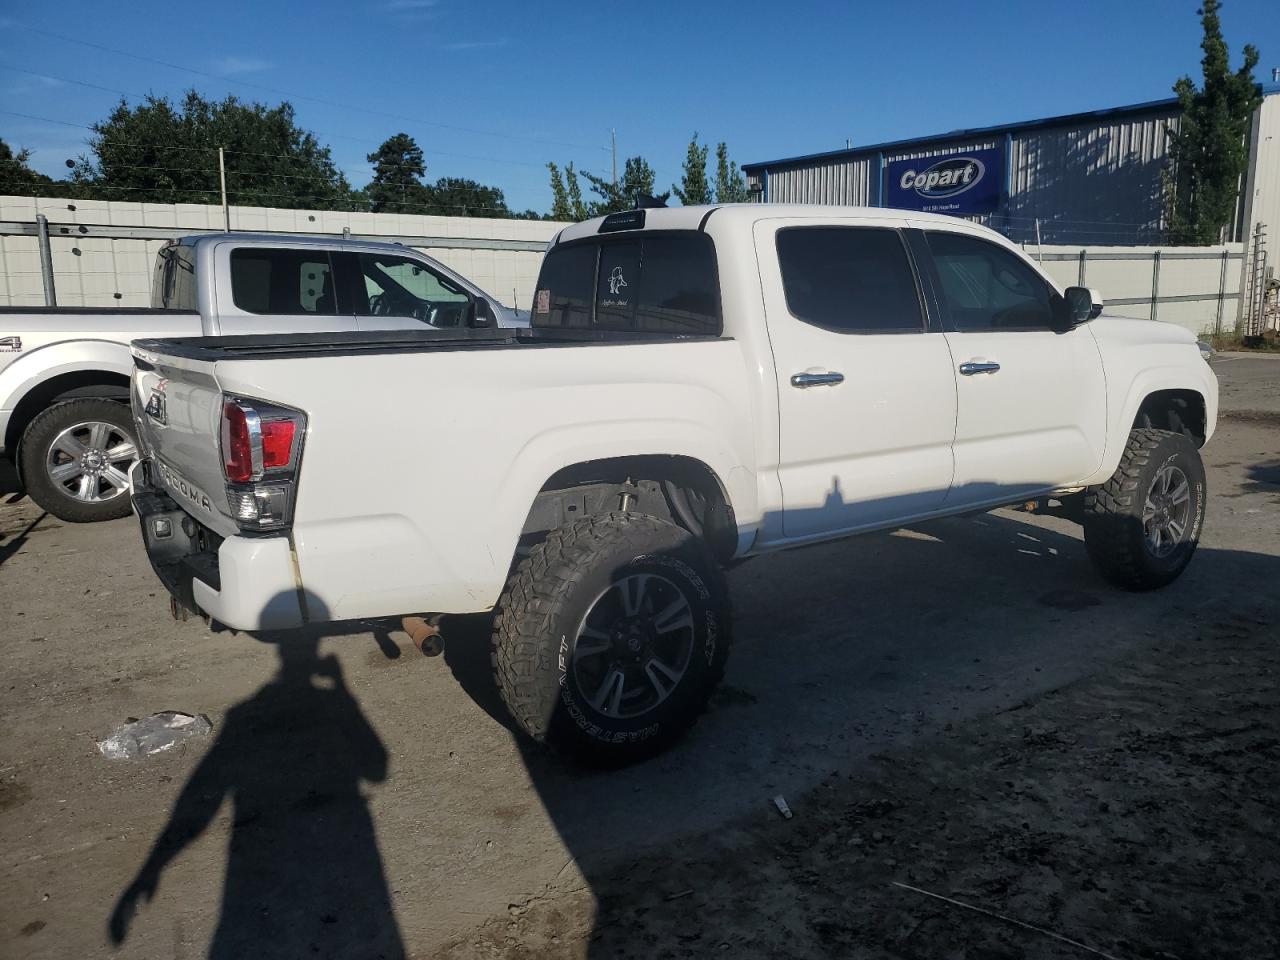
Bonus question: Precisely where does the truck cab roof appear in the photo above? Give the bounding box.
[551,203,994,246]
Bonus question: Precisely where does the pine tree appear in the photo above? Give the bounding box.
[548,162,572,220]
[581,156,669,216]
[564,163,589,220]
[714,142,749,204]
[673,133,711,206]
[366,132,429,214]
[1165,0,1261,244]
[547,161,589,221]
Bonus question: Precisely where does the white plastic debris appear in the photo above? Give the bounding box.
[97,712,213,760]
[772,794,793,820]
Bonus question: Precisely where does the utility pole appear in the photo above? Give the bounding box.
[611,128,617,187]
[218,147,231,231]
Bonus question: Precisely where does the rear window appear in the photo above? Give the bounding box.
[532,233,720,335]
[230,249,338,316]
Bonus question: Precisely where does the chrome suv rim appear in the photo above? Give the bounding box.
[571,572,696,720]
[45,421,138,503]
[1143,463,1192,559]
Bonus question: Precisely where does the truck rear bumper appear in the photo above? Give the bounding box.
[131,459,304,631]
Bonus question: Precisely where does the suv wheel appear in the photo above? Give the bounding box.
[19,399,139,523]
[1083,428,1206,590]
[493,512,730,764]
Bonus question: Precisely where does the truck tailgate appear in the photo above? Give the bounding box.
[131,345,239,538]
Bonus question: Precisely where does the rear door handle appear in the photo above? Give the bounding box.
[959,361,1001,376]
[790,371,845,388]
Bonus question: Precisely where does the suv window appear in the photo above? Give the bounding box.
[533,233,720,335]
[926,231,1056,331]
[230,248,337,315]
[352,252,472,328]
[776,227,924,334]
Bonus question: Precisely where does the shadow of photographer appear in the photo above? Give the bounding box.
[108,609,405,960]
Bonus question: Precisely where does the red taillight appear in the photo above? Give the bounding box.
[222,402,253,483]
[261,419,296,469]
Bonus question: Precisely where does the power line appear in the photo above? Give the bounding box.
[10,22,609,154]
[0,66,566,172]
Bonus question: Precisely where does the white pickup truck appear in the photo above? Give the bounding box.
[0,232,524,522]
[129,204,1217,763]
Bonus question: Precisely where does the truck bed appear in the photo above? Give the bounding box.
[133,326,729,362]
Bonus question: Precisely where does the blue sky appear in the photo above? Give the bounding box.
[1,0,1277,213]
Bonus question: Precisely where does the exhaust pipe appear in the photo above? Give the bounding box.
[401,615,444,656]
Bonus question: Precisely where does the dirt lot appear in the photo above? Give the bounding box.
[2,356,1278,959]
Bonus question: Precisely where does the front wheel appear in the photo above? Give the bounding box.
[1083,428,1206,590]
[492,512,731,765]
[19,398,139,523]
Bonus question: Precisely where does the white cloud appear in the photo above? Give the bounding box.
[212,56,274,75]
[439,38,509,51]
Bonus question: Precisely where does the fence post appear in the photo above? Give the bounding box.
[1215,248,1229,335]
[1077,249,1087,286]
[1149,250,1161,321]
[36,213,57,307]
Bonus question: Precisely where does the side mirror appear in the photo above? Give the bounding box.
[1064,286,1103,324]
[471,299,496,328]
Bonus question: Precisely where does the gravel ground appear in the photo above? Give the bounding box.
[1,356,1277,959]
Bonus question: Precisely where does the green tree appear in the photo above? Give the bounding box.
[713,141,749,204]
[672,133,711,206]
[564,163,588,220]
[0,138,57,196]
[548,162,571,220]
[1165,0,1262,245]
[424,176,510,218]
[547,161,588,220]
[581,156,668,215]
[366,132,429,214]
[70,92,351,209]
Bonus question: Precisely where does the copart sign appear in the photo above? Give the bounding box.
[885,146,1003,215]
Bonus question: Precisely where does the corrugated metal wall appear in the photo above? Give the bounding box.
[1006,110,1176,245]
[745,102,1229,245]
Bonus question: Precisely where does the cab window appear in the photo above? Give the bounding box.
[352,253,472,328]
[230,249,337,315]
[926,232,1057,331]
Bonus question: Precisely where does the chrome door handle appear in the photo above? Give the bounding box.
[790,372,845,388]
[959,361,1001,376]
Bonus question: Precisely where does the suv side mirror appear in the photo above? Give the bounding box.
[1064,286,1103,324]
[471,298,496,328]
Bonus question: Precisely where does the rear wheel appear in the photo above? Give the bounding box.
[492,512,730,764]
[19,398,138,523]
[1083,428,1206,590]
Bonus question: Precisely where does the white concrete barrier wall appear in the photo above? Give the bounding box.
[0,195,568,312]
[0,196,1246,337]
[1023,243,1245,337]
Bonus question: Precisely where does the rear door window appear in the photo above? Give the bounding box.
[230,249,338,315]
[532,233,720,334]
[776,227,925,333]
